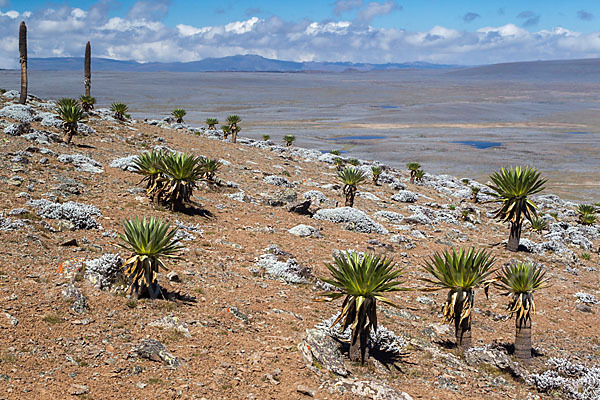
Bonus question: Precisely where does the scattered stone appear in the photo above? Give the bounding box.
[333,379,414,400]
[298,329,349,376]
[62,285,89,314]
[166,271,180,282]
[417,296,434,305]
[313,207,388,234]
[288,224,320,238]
[263,175,294,187]
[464,345,524,378]
[287,200,312,215]
[131,338,181,368]
[69,384,89,396]
[58,154,104,174]
[297,384,316,397]
[60,238,79,247]
[109,155,139,171]
[149,316,191,338]
[574,292,598,304]
[1,312,18,328]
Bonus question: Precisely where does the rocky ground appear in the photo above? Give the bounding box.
[0,89,599,400]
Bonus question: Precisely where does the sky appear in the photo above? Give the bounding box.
[1,0,600,68]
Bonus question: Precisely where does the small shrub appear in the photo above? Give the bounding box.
[172,108,186,123]
[348,158,359,166]
[126,299,138,309]
[581,252,591,261]
[448,204,456,210]
[111,102,129,121]
[530,216,548,232]
[330,150,341,156]
[283,134,295,147]
[262,134,270,141]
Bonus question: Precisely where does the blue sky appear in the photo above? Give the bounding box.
[1,0,600,67]
[7,0,600,32]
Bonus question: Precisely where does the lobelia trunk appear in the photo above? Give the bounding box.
[232,127,237,143]
[19,21,27,105]
[344,186,355,207]
[349,326,370,363]
[514,317,532,360]
[84,41,91,96]
[454,292,472,349]
[507,221,521,252]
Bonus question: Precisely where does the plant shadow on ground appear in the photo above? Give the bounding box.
[334,338,414,372]
[178,204,214,218]
[434,339,457,350]
[494,341,545,359]
[74,143,96,149]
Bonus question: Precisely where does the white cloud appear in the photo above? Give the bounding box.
[0,10,18,18]
[356,1,400,23]
[1,4,600,70]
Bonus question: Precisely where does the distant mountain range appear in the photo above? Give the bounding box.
[26,54,461,72]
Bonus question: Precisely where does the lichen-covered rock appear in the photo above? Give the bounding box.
[313,207,388,234]
[464,345,524,378]
[372,210,404,224]
[131,338,181,368]
[58,154,103,174]
[84,254,124,290]
[357,191,381,201]
[391,190,418,203]
[0,104,37,123]
[22,130,60,144]
[28,199,101,229]
[62,285,89,314]
[263,175,294,187]
[298,328,349,376]
[574,292,598,304]
[109,155,139,171]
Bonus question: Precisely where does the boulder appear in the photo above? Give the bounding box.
[58,154,103,174]
[131,338,181,368]
[288,224,319,238]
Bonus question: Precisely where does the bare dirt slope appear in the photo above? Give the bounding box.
[0,91,598,400]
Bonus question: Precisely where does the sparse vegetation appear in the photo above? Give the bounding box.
[338,166,367,207]
[157,152,205,211]
[334,157,344,171]
[422,247,496,349]
[415,169,425,182]
[56,98,86,144]
[262,134,270,141]
[530,215,548,232]
[407,162,421,184]
[581,252,591,260]
[348,158,359,166]
[317,252,406,364]
[111,102,129,121]
[494,261,549,359]
[205,118,218,130]
[118,217,182,299]
[330,150,341,156]
[371,166,382,185]
[172,108,186,123]
[199,157,222,182]
[284,135,296,147]
[471,186,480,203]
[79,95,96,112]
[577,204,597,225]
[227,115,242,143]
[488,166,546,252]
